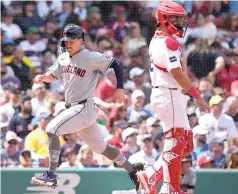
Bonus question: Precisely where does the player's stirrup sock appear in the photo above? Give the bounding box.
[102,144,133,172]
[47,132,60,174]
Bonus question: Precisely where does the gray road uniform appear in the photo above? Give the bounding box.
[47,49,114,153]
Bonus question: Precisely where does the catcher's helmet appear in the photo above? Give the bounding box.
[156,1,187,37]
[60,24,84,52]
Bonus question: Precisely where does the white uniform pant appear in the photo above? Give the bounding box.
[150,87,190,132]
[46,101,107,154]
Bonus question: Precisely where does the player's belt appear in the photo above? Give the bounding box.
[153,86,177,90]
[65,99,87,109]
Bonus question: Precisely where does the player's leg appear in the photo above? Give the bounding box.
[137,89,187,194]
[183,114,194,158]
[31,103,95,188]
[77,122,144,190]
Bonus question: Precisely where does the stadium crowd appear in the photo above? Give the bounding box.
[1,1,238,186]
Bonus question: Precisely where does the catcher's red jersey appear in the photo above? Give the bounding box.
[149,31,183,89]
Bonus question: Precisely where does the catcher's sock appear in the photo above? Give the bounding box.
[101,144,133,172]
[47,133,60,174]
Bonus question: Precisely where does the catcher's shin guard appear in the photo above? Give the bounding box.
[161,128,186,193]
[183,130,194,158]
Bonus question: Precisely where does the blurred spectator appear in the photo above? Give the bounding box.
[74,1,87,22]
[224,96,238,123]
[19,27,46,67]
[121,127,140,159]
[58,1,80,29]
[199,95,237,142]
[1,60,21,88]
[81,6,104,42]
[127,90,152,123]
[215,50,238,92]
[145,117,162,140]
[218,14,238,50]
[122,22,147,56]
[187,106,199,128]
[1,1,23,16]
[9,95,33,139]
[97,37,113,56]
[198,77,213,100]
[1,11,23,40]
[208,137,226,168]
[28,66,44,87]
[197,152,215,169]
[15,1,44,34]
[192,125,209,160]
[226,147,238,169]
[125,67,151,105]
[110,5,130,44]
[59,133,82,165]
[77,145,99,168]
[59,148,78,168]
[1,131,21,167]
[18,150,32,168]
[106,120,127,149]
[8,47,33,90]
[37,1,62,20]
[127,50,144,71]
[0,84,20,129]
[186,14,217,45]
[187,38,223,79]
[153,131,164,155]
[129,134,158,167]
[180,154,196,194]
[31,83,46,116]
[2,39,16,63]
[94,69,117,111]
[24,108,51,159]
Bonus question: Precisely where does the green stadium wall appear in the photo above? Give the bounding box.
[1,169,238,194]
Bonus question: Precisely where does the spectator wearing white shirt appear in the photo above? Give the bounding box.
[199,95,237,142]
[1,11,23,40]
[129,134,159,167]
[19,27,46,67]
[121,127,140,159]
[37,1,62,20]
[31,83,46,116]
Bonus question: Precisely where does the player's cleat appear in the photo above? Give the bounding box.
[31,171,57,189]
[136,168,159,194]
[128,162,145,191]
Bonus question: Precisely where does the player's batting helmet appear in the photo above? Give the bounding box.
[156,1,187,38]
[60,24,84,52]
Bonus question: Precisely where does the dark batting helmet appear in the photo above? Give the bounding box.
[60,24,84,52]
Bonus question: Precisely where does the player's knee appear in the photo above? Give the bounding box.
[88,141,107,154]
[46,126,59,137]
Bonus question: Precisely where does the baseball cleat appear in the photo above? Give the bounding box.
[128,162,145,191]
[31,171,57,189]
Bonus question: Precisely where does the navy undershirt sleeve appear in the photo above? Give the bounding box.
[109,59,124,89]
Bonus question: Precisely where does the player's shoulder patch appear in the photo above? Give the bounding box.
[165,37,180,51]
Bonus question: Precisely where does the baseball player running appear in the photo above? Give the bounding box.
[31,24,144,189]
[136,2,209,194]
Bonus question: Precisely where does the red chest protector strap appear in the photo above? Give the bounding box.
[153,63,169,73]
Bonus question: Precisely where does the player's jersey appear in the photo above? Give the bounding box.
[149,30,183,88]
[49,49,114,103]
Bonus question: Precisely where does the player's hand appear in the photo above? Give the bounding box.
[34,75,44,84]
[114,89,125,104]
[196,98,210,113]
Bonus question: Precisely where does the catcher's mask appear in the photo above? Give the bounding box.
[155,1,188,38]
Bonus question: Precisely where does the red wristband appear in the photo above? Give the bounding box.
[188,87,201,99]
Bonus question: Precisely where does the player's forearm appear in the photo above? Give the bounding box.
[110,59,124,89]
[42,71,57,83]
[171,67,201,99]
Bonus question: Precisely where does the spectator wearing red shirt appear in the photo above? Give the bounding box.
[94,69,117,110]
[216,51,238,93]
